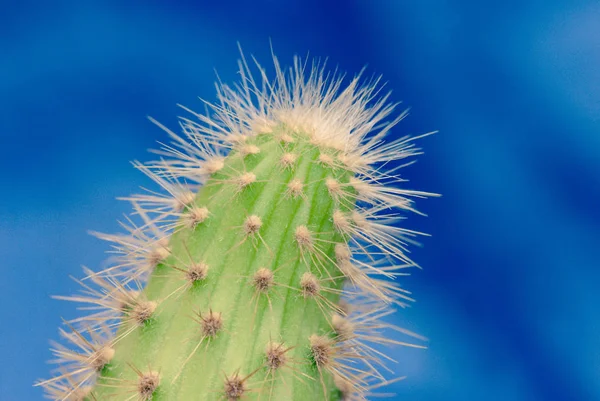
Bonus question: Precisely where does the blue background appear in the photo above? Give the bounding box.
[1,1,599,400]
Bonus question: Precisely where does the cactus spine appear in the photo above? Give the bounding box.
[37,53,436,401]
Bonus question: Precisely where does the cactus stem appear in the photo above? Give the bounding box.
[38,50,438,400]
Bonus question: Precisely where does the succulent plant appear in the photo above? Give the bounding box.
[37,51,437,400]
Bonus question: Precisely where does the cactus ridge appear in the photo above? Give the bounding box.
[37,51,437,401]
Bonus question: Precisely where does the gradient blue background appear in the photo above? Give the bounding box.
[1,1,599,400]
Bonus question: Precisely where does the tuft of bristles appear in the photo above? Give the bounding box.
[37,47,437,400]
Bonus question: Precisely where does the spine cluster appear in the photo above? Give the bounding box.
[37,52,437,400]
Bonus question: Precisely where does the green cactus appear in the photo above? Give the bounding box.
[37,52,436,401]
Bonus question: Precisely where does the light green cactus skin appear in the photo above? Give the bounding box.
[93,127,355,400]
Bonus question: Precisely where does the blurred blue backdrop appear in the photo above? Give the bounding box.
[1,1,599,400]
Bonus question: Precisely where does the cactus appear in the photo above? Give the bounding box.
[37,52,436,401]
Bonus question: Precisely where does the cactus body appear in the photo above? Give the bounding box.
[38,53,436,401]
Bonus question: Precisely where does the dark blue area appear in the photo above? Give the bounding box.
[1,1,599,400]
